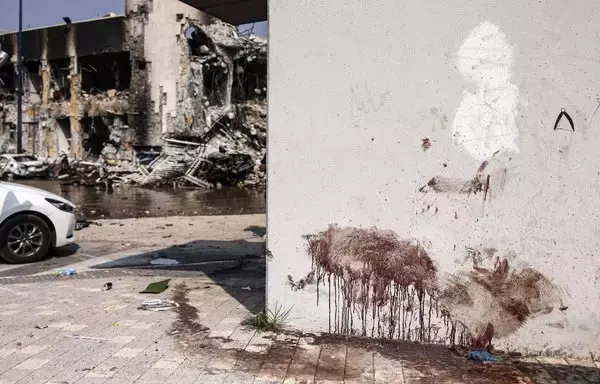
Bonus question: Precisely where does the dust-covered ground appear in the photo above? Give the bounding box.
[0,214,266,280]
[76,214,265,248]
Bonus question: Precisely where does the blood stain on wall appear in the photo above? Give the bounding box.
[303,225,563,349]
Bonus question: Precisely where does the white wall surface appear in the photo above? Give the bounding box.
[267,0,600,357]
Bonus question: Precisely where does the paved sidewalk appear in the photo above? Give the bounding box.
[0,275,598,384]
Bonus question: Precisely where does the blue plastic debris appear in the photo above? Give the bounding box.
[54,268,77,277]
[468,351,497,362]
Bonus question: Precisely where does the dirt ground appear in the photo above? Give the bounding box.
[76,214,266,248]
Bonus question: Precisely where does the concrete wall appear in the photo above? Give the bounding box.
[267,0,600,357]
[127,0,209,137]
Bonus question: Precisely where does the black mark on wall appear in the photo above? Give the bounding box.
[554,108,575,131]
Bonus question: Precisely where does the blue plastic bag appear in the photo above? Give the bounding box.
[468,351,497,362]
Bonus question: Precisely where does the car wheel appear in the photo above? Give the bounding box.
[0,214,51,264]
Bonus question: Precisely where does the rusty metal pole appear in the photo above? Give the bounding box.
[16,0,23,153]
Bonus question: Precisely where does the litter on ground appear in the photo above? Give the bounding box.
[138,299,179,311]
[468,351,497,362]
[149,258,180,266]
[140,279,171,294]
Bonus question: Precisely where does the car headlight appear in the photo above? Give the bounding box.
[46,198,75,213]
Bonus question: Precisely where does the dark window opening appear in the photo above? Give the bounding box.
[80,52,131,94]
[49,58,71,101]
[1,122,16,142]
[203,64,228,107]
[0,63,15,100]
[81,116,110,157]
[24,61,42,96]
[232,58,267,102]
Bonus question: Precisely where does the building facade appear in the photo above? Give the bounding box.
[0,0,266,173]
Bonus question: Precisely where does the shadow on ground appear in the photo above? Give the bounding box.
[90,238,266,312]
[0,243,81,277]
[244,225,266,237]
[307,335,600,383]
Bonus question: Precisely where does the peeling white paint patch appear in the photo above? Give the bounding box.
[453,21,520,161]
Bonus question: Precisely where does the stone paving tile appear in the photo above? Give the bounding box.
[373,351,406,383]
[315,343,347,382]
[15,358,50,371]
[0,276,597,384]
[345,346,374,383]
[113,348,143,358]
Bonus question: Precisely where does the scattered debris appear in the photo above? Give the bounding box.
[149,258,179,266]
[54,268,77,277]
[34,325,48,329]
[74,220,90,231]
[0,17,267,191]
[67,335,109,342]
[140,279,171,294]
[241,286,252,291]
[468,351,498,362]
[102,282,113,291]
[138,299,179,311]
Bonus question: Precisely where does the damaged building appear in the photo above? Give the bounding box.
[0,0,267,187]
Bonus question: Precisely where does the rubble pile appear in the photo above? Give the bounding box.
[120,19,268,189]
[0,17,267,191]
[69,20,267,190]
[124,136,259,189]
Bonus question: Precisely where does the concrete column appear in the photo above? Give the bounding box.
[67,25,81,159]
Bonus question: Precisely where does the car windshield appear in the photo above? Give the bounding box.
[12,155,37,162]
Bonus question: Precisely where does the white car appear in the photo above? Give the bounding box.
[0,182,76,263]
[0,154,50,179]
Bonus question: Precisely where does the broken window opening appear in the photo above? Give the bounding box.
[0,62,16,101]
[80,52,131,94]
[186,26,216,56]
[203,63,228,107]
[24,61,42,99]
[81,116,111,158]
[232,58,267,102]
[56,118,72,156]
[49,58,71,101]
[1,122,16,141]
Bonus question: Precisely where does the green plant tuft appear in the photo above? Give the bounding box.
[243,304,293,332]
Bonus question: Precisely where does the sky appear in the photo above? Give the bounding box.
[0,0,267,35]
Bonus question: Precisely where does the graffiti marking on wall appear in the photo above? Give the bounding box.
[554,108,575,131]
